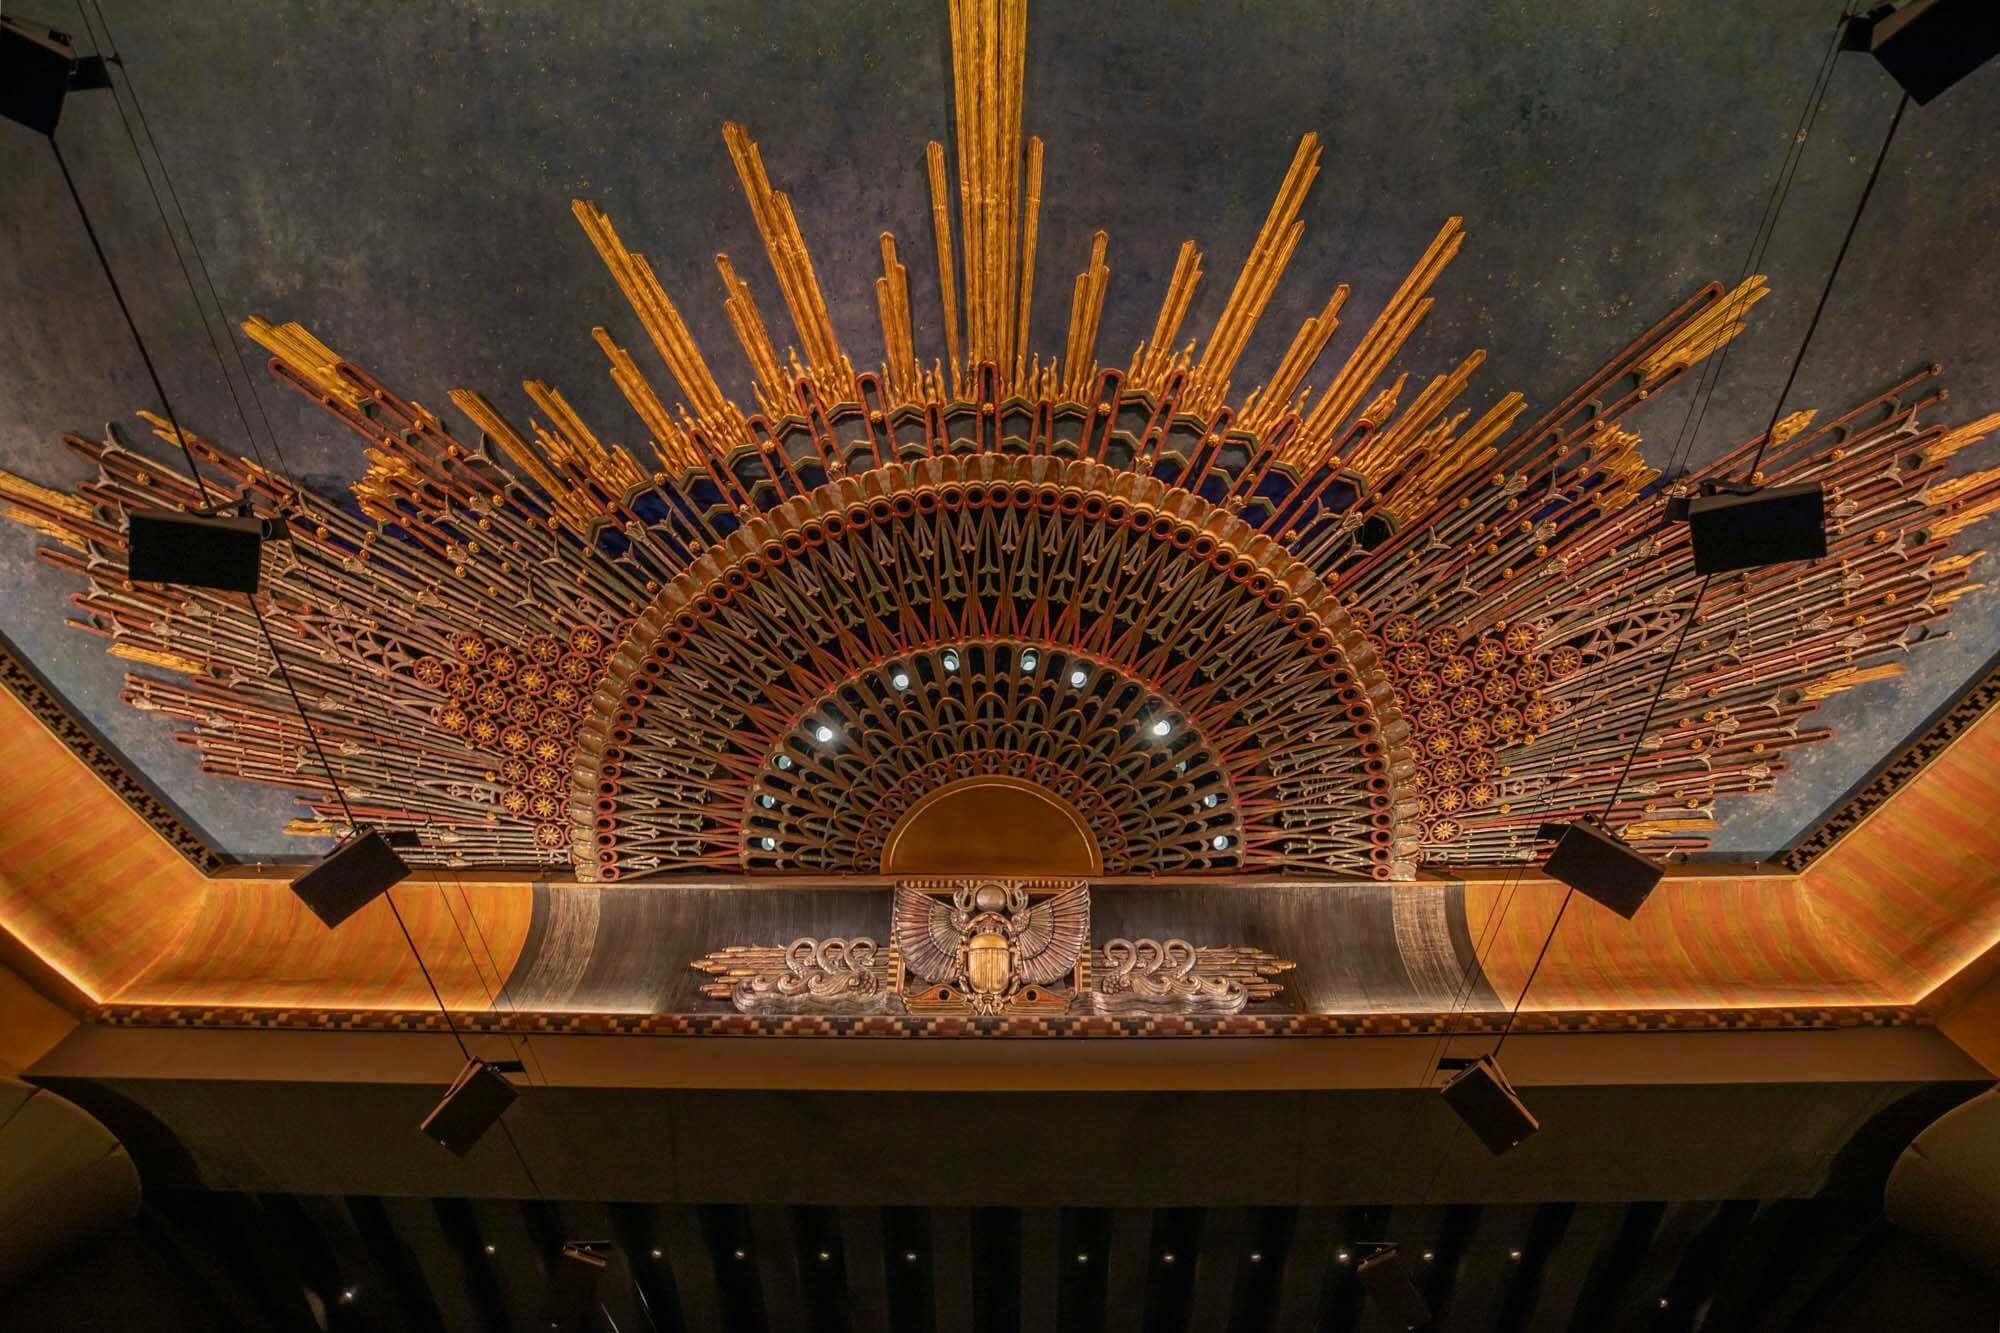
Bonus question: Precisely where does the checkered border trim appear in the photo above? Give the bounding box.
[89,1004,1925,1037]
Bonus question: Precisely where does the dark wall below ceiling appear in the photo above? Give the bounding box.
[7,1194,1996,1333]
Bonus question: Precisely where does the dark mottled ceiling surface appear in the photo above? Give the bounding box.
[2,0,1996,860]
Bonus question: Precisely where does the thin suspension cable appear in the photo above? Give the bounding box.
[77,0,294,486]
[1747,91,1909,477]
[1489,571,1715,1060]
[1662,3,1849,483]
[47,138,214,506]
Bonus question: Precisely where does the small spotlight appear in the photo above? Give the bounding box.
[1659,1297,1670,1309]
[1150,719,1173,737]
[891,671,911,690]
[1021,651,1038,671]
[1509,1250,1522,1261]
[1069,668,1088,687]
[941,651,960,672]
[759,793,776,808]
[760,836,776,851]
[485,1244,497,1255]
[814,724,835,743]
[1203,793,1218,808]
[650,1249,662,1259]
[1161,1252,1176,1265]
[776,754,794,770]
[1337,1251,1351,1264]
[1211,834,1230,850]
[1075,1252,1090,1265]
[1422,1251,1435,1262]
[1249,1251,1263,1264]
[904,1251,919,1264]
[733,1249,747,1261]
[818,1250,831,1263]
[339,1288,356,1303]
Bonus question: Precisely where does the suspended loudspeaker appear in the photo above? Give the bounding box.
[538,1243,609,1330]
[1542,820,1663,919]
[290,829,410,929]
[1357,1244,1432,1329]
[0,17,107,136]
[1684,481,1825,575]
[126,509,269,595]
[1441,1054,1541,1155]
[1849,0,2000,105]
[419,1058,520,1156]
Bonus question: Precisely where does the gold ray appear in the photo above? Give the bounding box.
[522,381,647,494]
[1242,284,1348,433]
[591,327,696,472]
[242,317,363,408]
[1294,217,1465,459]
[876,233,919,402]
[926,141,964,395]
[449,388,595,531]
[1925,410,2000,465]
[721,123,853,399]
[1635,275,1768,379]
[1061,231,1111,399]
[571,200,747,446]
[1132,241,1205,395]
[715,254,789,415]
[1013,136,1045,385]
[1187,134,1323,415]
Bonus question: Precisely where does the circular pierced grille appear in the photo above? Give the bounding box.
[576,455,1412,880]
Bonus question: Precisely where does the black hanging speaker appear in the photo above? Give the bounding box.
[0,17,106,136]
[419,1058,519,1156]
[1441,1054,1540,1155]
[290,829,410,929]
[1356,1245,1432,1329]
[538,1244,609,1330]
[127,509,267,594]
[1542,820,1663,919]
[1684,481,1825,575]
[1851,0,2000,105]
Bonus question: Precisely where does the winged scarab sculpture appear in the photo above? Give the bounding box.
[892,879,1091,1015]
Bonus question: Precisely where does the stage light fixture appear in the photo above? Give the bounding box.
[290,829,411,928]
[1680,480,1825,575]
[419,1057,522,1156]
[1847,0,2000,105]
[1440,1054,1541,1155]
[537,1242,609,1331]
[127,507,276,595]
[1540,820,1664,919]
[1356,1245,1432,1329]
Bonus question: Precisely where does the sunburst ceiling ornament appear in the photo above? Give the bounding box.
[5,0,1998,881]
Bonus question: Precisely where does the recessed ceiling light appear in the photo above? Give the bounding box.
[1161,1251,1176,1264]
[814,724,835,743]
[904,1251,919,1264]
[1203,793,1218,807]
[1212,834,1230,850]
[941,651,959,672]
[1069,668,1088,687]
[1020,651,1038,671]
[1075,1251,1090,1264]
[776,754,793,770]
[1248,1251,1263,1263]
[1150,719,1172,737]
[733,1249,747,1261]
[650,1249,662,1259]
[760,836,776,850]
[818,1250,831,1262]
[484,1244,496,1255]
[891,671,911,690]
[759,793,775,808]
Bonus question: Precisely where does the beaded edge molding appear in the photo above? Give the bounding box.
[88,1002,1924,1037]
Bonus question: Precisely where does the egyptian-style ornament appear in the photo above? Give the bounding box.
[892,879,1089,1015]
[689,879,1293,1017]
[6,0,1998,882]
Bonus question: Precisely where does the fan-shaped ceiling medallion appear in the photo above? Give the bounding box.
[5,0,1996,883]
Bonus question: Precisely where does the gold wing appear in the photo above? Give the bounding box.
[892,885,960,983]
[1014,883,1090,985]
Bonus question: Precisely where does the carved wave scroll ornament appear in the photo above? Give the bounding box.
[5,0,1998,880]
[690,879,1294,1018]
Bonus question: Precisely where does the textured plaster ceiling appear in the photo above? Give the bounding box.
[1,0,1996,859]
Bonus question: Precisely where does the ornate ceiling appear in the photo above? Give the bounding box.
[1,0,1998,872]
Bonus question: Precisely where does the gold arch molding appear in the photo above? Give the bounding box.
[882,776,1103,877]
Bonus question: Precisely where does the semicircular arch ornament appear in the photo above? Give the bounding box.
[575,454,1413,880]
